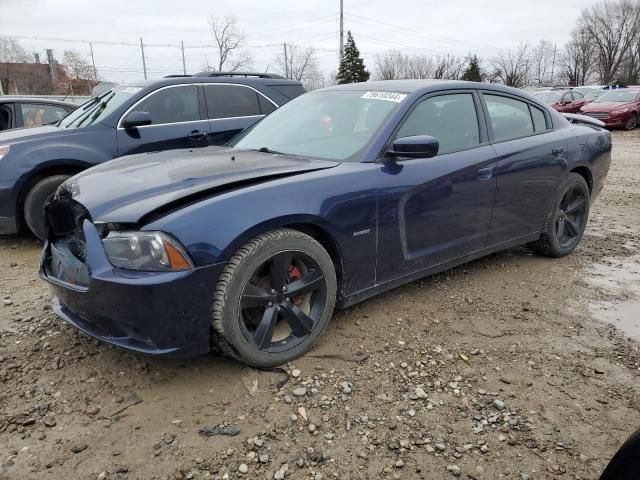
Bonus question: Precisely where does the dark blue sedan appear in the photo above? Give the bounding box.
[40,80,612,367]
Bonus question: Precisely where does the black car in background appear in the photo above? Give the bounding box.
[0,97,77,131]
[0,72,305,239]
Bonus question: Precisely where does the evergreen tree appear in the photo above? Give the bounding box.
[461,55,483,82]
[336,31,370,84]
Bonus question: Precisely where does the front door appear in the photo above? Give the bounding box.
[116,85,210,157]
[376,91,497,283]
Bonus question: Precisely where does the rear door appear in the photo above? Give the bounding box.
[481,92,567,245]
[376,90,498,282]
[203,84,276,145]
[116,84,210,157]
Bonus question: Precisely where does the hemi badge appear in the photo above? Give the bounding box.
[353,229,371,237]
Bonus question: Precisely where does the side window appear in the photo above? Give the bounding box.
[530,106,547,132]
[258,95,276,115]
[0,105,11,130]
[396,93,480,155]
[130,86,200,125]
[573,92,583,100]
[21,104,68,127]
[205,85,262,119]
[484,94,534,142]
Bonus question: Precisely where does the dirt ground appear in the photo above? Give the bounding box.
[1,130,639,480]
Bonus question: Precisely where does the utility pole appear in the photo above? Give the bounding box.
[550,43,557,85]
[89,42,97,81]
[339,0,344,60]
[181,41,186,75]
[140,37,147,80]
[284,42,289,79]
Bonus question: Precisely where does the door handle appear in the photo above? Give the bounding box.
[188,130,205,140]
[552,147,564,156]
[477,166,494,181]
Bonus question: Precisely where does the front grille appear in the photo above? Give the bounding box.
[584,112,610,120]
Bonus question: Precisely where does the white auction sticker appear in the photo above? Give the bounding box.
[361,91,407,103]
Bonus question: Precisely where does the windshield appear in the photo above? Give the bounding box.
[534,92,562,104]
[595,90,638,103]
[58,86,143,128]
[233,90,406,162]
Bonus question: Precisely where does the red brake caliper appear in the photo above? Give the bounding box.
[287,265,304,305]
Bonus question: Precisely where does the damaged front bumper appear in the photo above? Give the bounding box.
[40,202,225,357]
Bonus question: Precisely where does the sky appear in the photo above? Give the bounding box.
[0,0,603,84]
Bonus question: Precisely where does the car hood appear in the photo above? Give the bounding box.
[62,147,340,223]
[0,125,72,144]
[581,102,635,112]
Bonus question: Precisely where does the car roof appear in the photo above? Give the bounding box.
[120,75,303,90]
[0,96,77,107]
[319,79,547,98]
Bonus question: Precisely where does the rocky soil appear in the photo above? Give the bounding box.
[1,131,639,480]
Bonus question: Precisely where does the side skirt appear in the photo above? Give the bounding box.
[337,232,541,309]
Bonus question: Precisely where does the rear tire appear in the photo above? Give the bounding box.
[529,173,590,258]
[212,228,337,368]
[23,175,70,240]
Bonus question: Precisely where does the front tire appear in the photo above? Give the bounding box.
[24,175,70,240]
[212,228,337,367]
[624,113,637,130]
[529,173,590,258]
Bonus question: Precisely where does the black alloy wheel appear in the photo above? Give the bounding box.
[239,250,328,353]
[554,184,588,250]
[212,228,337,367]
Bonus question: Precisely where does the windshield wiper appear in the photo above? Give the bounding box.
[257,147,286,155]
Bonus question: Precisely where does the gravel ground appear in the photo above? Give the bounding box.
[1,130,639,480]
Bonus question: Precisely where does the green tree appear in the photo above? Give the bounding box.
[336,31,370,84]
[461,55,483,82]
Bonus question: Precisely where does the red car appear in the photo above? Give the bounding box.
[533,90,589,114]
[580,88,640,130]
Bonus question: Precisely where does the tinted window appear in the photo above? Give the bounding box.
[396,93,480,155]
[268,84,306,99]
[484,94,534,141]
[531,106,547,132]
[258,95,276,115]
[21,103,69,127]
[205,85,262,119]
[131,86,199,125]
[0,106,10,130]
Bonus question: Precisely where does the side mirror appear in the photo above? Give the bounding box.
[122,111,152,129]
[388,135,439,159]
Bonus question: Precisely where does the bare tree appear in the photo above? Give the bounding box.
[561,25,596,86]
[374,50,407,80]
[0,37,34,94]
[374,50,435,80]
[531,39,556,84]
[63,50,96,80]
[433,54,465,80]
[207,16,252,72]
[580,0,640,84]
[274,45,323,90]
[491,43,532,87]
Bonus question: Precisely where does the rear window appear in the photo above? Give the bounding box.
[267,84,306,99]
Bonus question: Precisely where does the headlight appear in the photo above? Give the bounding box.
[102,231,193,271]
[612,108,629,114]
[0,145,10,160]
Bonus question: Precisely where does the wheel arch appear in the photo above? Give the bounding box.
[569,165,593,195]
[218,215,346,299]
[15,160,90,228]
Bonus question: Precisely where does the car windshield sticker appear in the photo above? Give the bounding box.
[361,91,407,103]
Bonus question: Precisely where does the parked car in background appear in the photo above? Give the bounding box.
[0,72,305,239]
[580,87,640,130]
[533,89,589,113]
[40,80,611,367]
[0,97,76,131]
